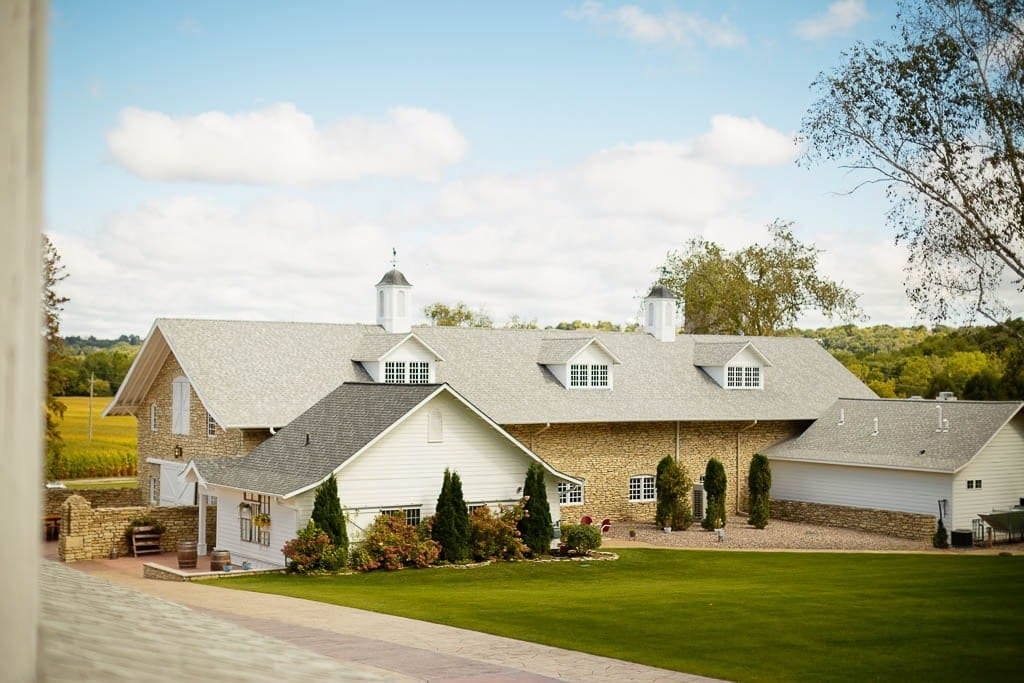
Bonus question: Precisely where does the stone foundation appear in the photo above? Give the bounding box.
[771,498,935,540]
[58,495,217,562]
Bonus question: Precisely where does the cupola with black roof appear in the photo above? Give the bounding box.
[644,283,677,342]
[376,251,413,333]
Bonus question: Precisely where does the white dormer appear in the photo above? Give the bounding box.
[376,268,413,334]
[354,332,444,384]
[538,338,622,390]
[693,341,772,390]
[644,284,677,342]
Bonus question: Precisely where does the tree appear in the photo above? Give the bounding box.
[800,0,1024,327]
[43,235,69,476]
[431,468,470,562]
[517,462,553,556]
[423,301,493,327]
[702,458,728,530]
[311,476,348,560]
[655,456,693,530]
[747,453,772,529]
[656,221,862,335]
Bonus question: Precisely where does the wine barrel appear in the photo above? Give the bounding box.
[210,549,231,571]
[176,540,198,569]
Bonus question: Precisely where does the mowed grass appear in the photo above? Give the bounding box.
[216,548,1022,682]
[53,396,137,479]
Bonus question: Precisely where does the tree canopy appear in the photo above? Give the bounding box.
[800,0,1024,326]
[423,301,494,328]
[656,221,862,335]
[43,235,68,467]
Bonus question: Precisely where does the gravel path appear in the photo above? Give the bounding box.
[601,515,936,552]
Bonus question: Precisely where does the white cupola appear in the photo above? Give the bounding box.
[644,284,677,342]
[375,267,413,333]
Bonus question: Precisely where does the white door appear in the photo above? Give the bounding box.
[159,461,195,506]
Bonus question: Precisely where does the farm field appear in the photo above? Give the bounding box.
[216,548,1022,683]
[51,397,137,480]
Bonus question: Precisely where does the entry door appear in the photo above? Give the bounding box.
[159,461,196,506]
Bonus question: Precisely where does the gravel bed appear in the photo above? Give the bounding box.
[602,515,935,552]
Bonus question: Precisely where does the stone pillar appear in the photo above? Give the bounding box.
[0,1,47,679]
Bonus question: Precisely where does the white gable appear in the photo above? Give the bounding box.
[362,334,442,383]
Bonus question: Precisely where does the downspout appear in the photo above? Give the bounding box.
[675,421,680,462]
[531,423,551,451]
[736,420,758,513]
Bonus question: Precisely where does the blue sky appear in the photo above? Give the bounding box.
[49,1,1013,337]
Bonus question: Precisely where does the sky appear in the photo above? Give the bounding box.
[45,0,1024,338]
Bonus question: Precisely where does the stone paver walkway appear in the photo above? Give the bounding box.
[45,547,724,682]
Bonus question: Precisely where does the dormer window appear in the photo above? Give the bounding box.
[570,363,609,388]
[384,360,430,384]
[726,366,762,389]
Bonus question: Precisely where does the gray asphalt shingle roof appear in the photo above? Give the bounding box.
[764,398,1023,472]
[193,382,440,496]
[111,319,876,428]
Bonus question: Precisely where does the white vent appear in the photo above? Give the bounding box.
[871,417,879,436]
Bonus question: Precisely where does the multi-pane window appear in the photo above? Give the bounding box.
[384,361,406,383]
[726,366,761,389]
[150,404,157,432]
[629,475,656,502]
[409,361,430,383]
[240,492,271,546]
[558,482,583,505]
[569,363,609,388]
[206,411,216,437]
[382,507,421,526]
[967,479,983,489]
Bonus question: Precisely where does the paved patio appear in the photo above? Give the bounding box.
[42,541,724,682]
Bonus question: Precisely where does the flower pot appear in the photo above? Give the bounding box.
[663,526,672,533]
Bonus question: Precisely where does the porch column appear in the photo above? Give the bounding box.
[197,489,208,555]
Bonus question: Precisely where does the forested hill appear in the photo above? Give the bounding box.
[53,323,1024,400]
[791,320,1024,401]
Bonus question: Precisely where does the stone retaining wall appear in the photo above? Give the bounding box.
[58,494,217,562]
[45,486,141,514]
[771,498,935,540]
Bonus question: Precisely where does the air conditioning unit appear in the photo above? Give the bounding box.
[692,483,705,522]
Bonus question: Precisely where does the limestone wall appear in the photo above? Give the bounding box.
[504,420,805,523]
[45,486,140,515]
[771,498,934,540]
[58,495,217,562]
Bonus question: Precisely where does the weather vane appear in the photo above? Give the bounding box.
[391,248,397,269]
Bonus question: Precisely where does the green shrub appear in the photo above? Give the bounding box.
[933,518,949,549]
[432,468,471,562]
[561,523,602,554]
[656,457,694,530]
[311,476,348,563]
[282,521,346,574]
[747,453,772,529]
[125,515,165,537]
[469,502,527,561]
[702,458,728,530]
[352,511,441,571]
[517,462,553,556]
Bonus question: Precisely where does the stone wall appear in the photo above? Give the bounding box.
[58,494,217,562]
[504,420,806,523]
[45,486,140,515]
[771,498,935,540]
[136,353,271,494]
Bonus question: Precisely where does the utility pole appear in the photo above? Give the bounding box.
[88,372,94,442]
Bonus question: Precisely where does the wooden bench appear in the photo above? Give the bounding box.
[129,526,163,556]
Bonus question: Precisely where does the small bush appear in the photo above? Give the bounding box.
[282,521,346,574]
[747,453,772,529]
[125,515,165,537]
[702,458,728,530]
[561,523,602,554]
[352,512,441,571]
[933,518,949,549]
[469,502,527,561]
[311,476,348,563]
[432,468,471,562]
[517,463,553,556]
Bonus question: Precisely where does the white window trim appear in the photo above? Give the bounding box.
[381,507,422,527]
[725,365,762,390]
[558,482,583,505]
[206,411,216,438]
[427,408,443,443]
[568,363,610,389]
[629,475,656,502]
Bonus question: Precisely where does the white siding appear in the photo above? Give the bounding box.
[730,347,765,367]
[770,460,951,516]
[210,487,298,568]
[334,391,563,540]
[952,415,1024,530]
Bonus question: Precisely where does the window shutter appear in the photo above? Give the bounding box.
[172,377,190,435]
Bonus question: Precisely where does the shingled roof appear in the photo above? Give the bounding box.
[107,319,876,428]
[765,398,1024,473]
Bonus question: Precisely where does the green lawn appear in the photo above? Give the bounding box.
[214,548,1022,682]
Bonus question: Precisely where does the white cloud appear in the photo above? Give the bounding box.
[566,2,745,47]
[693,115,798,166]
[107,103,468,185]
[794,0,868,40]
[58,114,942,338]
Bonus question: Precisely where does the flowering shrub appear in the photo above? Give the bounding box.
[281,521,346,574]
[351,512,441,571]
[469,501,527,562]
[561,523,602,554]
